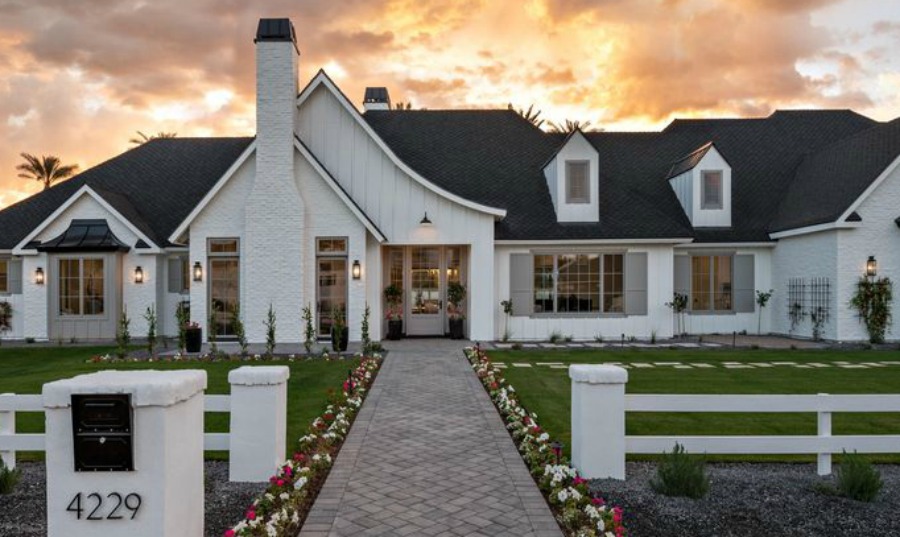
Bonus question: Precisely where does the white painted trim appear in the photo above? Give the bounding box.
[293,137,387,243]
[13,184,161,255]
[494,238,692,246]
[675,242,776,249]
[297,71,507,218]
[768,221,861,239]
[167,141,258,244]
[837,153,900,222]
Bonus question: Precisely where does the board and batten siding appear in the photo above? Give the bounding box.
[673,248,773,336]
[669,171,692,222]
[494,245,673,340]
[296,84,497,340]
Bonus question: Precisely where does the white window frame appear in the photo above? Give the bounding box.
[565,160,591,204]
[701,170,723,210]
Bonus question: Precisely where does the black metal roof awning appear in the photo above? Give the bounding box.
[36,219,131,252]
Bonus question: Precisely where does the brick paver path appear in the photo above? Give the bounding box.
[299,340,562,537]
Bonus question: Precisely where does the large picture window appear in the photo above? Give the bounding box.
[208,238,240,337]
[691,255,732,311]
[533,253,623,314]
[58,258,105,316]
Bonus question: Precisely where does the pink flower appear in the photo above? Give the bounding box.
[591,497,605,506]
[224,530,235,537]
[293,452,305,462]
[246,510,256,520]
[277,479,285,487]
[283,466,293,476]
[573,476,587,486]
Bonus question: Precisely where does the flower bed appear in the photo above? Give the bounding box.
[87,350,363,364]
[223,356,381,536]
[466,345,627,537]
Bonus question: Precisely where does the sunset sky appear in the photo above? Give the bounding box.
[1,0,899,209]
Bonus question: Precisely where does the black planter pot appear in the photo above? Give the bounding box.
[387,320,403,340]
[185,327,202,353]
[332,327,349,352]
[449,318,465,340]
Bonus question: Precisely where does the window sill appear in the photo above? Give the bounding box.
[527,313,627,319]
[687,310,737,316]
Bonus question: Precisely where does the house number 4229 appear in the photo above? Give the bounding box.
[66,492,142,520]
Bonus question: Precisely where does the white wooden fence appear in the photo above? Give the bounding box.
[569,364,900,479]
[0,365,289,482]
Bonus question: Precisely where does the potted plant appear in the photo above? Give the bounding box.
[447,281,467,340]
[0,301,11,346]
[331,307,348,352]
[185,321,202,353]
[384,283,403,340]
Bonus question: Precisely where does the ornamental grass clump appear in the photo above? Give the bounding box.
[836,451,883,502]
[650,443,709,499]
[0,457,21,494]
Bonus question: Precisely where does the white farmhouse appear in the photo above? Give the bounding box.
[1,18,899,344]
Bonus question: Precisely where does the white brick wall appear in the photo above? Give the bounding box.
[772,231,839,340]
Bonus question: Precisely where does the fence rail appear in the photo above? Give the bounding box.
[569,365,900,479]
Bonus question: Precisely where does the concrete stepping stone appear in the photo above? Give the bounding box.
[536,362,564,366]
[674,365,693,369]
[806,363,831,368]
[772,361,797,365]
[752,363,774,368]
[794,365,813,369]
[549,365,568,369]
[672,343,701,348]
[653,362,682,366]
[691,363,716,368]
[494,343,514,349]
[521,344,539,348]
[632,363,654,368]
[725,364,754,368]
[840,364,869,369]
[511,363,532,368]
[862,362,887,367]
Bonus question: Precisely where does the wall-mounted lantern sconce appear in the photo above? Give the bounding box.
[420,212,433,227]
[193,262,203,282]
[866,255,877,278]
[34,267,45,285]
[134,266,144,284]
[352,260,362,280]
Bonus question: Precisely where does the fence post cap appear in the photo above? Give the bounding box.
[228,365,291,386]
[569,364,628,384]
[42,369,207,408]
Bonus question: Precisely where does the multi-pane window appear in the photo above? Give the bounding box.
[691,255,732,311]
[701,170,723,209]
[209,239,239,337]
[0,260,7,294]
[565,161,590,204]
[181,256,190,293]
[317,237,348,336]
[58,258,105,316]
[533,253,624,314]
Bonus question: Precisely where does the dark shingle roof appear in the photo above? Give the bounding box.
[0,137,254,249]
[770,117,900,232]
[666,142,715,179]
[365,108,882,242]
[37,219,130,252]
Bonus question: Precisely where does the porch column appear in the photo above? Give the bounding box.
[468,239,494,341]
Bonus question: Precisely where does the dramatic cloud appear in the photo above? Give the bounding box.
[0,0,897,207]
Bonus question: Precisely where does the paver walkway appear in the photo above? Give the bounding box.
[299,340,562,537]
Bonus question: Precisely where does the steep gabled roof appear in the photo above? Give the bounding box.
[0,137,254,249]
[771,117,900,232]
[665,142,714,179]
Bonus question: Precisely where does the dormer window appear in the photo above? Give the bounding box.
[701,170,723,210]
[565,161,590,204]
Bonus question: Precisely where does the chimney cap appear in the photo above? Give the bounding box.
[255,18,297,46]
[364,87,391,105]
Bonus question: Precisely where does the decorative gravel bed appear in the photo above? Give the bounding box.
[0,461,262,537]
[591,462,900,537]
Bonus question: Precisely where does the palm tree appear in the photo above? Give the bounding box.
[548,119,594,134]
[129,131,178,145]
[509,103,544,128]
[16,153,79,190]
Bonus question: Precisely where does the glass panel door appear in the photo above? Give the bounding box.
[410,247,440,316]
[317,257,347,336]
[209,258,239,337]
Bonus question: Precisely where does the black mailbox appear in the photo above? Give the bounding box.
[71,394,134,472]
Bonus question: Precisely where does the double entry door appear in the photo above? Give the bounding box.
[392,246,463,336]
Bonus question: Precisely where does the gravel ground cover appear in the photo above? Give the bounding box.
[0,461,262,537]
[591,462,900,537]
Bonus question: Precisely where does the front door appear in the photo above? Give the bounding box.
[406,246,443,335]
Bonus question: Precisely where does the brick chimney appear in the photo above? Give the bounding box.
[244,18,304,342]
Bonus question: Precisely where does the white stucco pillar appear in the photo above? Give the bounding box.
[569,364,628,480]
[468,239,494,341]
[43,370,207,537]
[227,366,289,482]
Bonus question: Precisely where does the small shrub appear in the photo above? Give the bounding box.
[116,307,131,358]
[207,308,218,355]
[25,337,35,344]
[563,335,573,343]
[302,304,316,354]
[650,330,657,344]
[549,330,563,344]
[0,457,21,494]
[361,304,375,354]
[511,342,523,351]
[836,451,883,502]
[650,443,709,499]
[264,304,277,356]
[594,334,603,343]
[144,305,157,356]
[176,301,190,352]
[231,304,247,356]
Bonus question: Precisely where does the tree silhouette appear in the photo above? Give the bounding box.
[129,131,178,145]
[548,119,596,134]
[16,153,79,190]
[509,103,544,128]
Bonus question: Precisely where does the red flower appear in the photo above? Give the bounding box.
[591,497,605,506]
[293,452,305,462]
[277,479,285,487]
[224,530,235,537]
[246,510,256,520]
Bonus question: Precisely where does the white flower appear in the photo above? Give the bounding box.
[279,492,290,501]
[557,489,569,502]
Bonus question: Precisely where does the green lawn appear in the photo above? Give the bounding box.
[0,345,357,461]
[492,348,900,462]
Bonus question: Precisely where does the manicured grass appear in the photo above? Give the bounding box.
[492,348,900,462]
[0,345,357,460]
